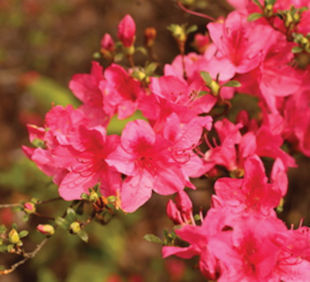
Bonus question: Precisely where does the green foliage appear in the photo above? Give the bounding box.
[144,234,162,244]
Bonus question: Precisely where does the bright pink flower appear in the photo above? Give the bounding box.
[69,62,109,126]
[207,11,277,77]
[214,157,283,215]
[118,14,136,47]
[23,105,121,200]
[100,64,144,119]
[193,33,210,53]
[106,120,189,212]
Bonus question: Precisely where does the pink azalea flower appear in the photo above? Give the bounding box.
[23,105,121,200]
[106,120,189,212]
[69,62,110,126]
[207,11,277,77]
[118,14,136,47]
[215,156,285,215]
[100,64,144,119]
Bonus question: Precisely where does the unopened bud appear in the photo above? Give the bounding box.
[70,222,81,234]
[172,25,186,42]
[264,4,273,17]
[209,80,220,96]
[23,202,36,214]
[37,224,55,236]
[8,229,20,244]
[124,45,135,56]
[144,27,157,48]
[89,191,99,202]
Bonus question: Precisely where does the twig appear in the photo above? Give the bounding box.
[0,203,20,209]
[177,1,215,22]
[0,238,48,275]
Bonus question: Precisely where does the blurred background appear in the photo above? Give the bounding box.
[0,0,309,281]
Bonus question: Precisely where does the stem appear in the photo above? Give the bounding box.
[0,238,48,275]
[0,203,20,209]
[39,197,62,205]
[177,1,215,22]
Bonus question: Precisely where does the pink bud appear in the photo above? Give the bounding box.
[166,200,182,224]
[118,14,136,47]
[101,33,115,52]
[23,202,36,214]
[193,33,210,53]
[37,224,55,236]
[175,191,192,214]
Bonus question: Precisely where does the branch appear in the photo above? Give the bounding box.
[0,238,48,275]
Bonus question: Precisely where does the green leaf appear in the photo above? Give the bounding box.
[55,217,68,229]
[144,234,162,244]
[200,71,212,85]
[223,80,242,87]
[136,47,147,55]
[66,208,77,222]
[186,25,198,34]
[0,225,6,234]
[19,230,29,238]
[77,230,88,243]
[292,46,303,53]
[145,62,158,75]
[253,0,263,8]
[248,13,263,21]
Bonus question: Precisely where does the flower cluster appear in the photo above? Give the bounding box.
[23,0,310,280]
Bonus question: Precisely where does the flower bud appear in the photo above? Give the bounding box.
[89,190,99,202]
[209,80,220,96]
[193,33,210,53]
[37,224,55,236]
[101,33,115,52]
[144,27,157,48]
[118,14,136,47]
[23,202,36,214]
[70,222,81,234]
[8,229,20,244]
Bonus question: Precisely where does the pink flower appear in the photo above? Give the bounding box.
[100,64,144,119]
[106,120,189,212]
[207,11,277,77]
[118,14,136,47]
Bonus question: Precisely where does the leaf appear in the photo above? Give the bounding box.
[292,46,303,53]
[248,13,263,21]
[200,71,212,85]
[223,80,242,87]
[77,230,88,243]
[186,25,198,34]
[19,230,29,238]
[0,225,6,234]
[145,62,158,75]
[252,0,263,8]
[66,208,77,222]
[136,46,147,55]
[144,234,162,244]
[55,217,68,229]
[0,246,7,253]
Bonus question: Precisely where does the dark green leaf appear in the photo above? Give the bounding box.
[66,208,77,222]
[253,0,263,8]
